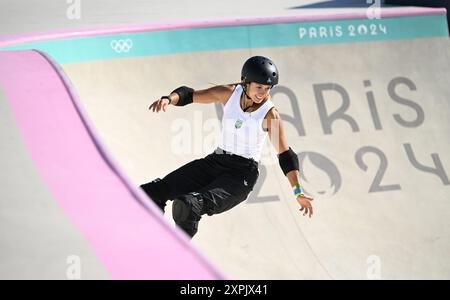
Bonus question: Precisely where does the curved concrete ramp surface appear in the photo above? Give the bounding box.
[0,50,223,279]
[1,7,450,279]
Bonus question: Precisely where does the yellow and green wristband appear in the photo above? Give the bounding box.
[293,183,304,197]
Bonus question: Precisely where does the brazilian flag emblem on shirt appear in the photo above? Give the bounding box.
[235,119,243,129]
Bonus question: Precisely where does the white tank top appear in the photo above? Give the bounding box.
[218,84,274,162]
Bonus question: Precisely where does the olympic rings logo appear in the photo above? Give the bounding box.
[110,39,133,53]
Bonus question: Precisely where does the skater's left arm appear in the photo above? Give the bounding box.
[265,108,314,218]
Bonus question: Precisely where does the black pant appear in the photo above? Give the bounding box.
[140,147,259,238]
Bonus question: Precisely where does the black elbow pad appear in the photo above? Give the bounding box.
[278,147,299,176]
[171,86,194,106]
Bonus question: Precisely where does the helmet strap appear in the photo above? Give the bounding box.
[241,82,252,100]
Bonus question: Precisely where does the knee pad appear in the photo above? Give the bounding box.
[172,192,204,224]
[140,178,170,211]
[176,219,200,238]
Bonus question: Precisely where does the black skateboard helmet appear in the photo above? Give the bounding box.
[241,56,279,86]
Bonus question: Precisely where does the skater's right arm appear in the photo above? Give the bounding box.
[192,84,235,105]
[149,85,235,113]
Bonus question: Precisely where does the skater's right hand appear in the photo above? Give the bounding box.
[149,97,170,113]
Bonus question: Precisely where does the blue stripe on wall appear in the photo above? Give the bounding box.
[1,14,447,64]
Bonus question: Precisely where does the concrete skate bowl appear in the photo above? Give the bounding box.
[1,7,449,279]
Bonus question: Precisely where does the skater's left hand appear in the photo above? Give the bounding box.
[297,194,314,218]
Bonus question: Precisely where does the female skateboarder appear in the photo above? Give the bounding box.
[141,56,313,238]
